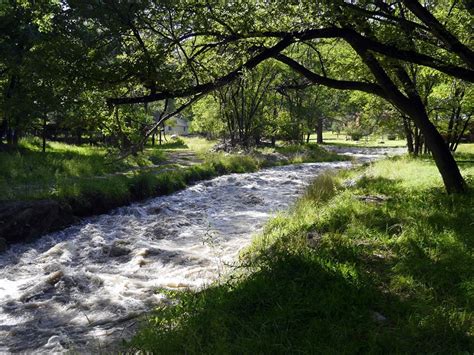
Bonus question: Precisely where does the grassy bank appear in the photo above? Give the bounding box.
[128,151,473,353]
[64,143,346,216]
[0,138,166,201]
[0,137,344,210]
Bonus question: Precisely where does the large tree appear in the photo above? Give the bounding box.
[103,1,472,193]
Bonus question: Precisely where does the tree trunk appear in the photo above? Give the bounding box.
[12,129,19,147]
[446,108,456,147]
[451,116,471,152]
[6,127,13,146]
[402,115,414,154]
[408,105,465,193]
[42,117,47,153]
[316,117,323,144]
[0,117,7,146]
[277,45,466,193]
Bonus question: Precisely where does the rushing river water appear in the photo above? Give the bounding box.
[0,147,404,353]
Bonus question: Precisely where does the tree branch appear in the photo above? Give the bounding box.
[402,0,474,68]
[107,36,295,105]
[273,53,386,98]
[242,28,474,81]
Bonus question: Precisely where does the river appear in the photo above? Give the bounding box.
[0,147,404,353]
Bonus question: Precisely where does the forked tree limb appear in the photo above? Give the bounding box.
[107,24,474,106]
[402,0,474,68]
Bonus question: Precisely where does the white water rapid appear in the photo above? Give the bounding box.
[0,147,404,353]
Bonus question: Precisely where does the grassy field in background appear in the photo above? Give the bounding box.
[316,130,408,148]
[129,147,474,354]
[0,138,166,201]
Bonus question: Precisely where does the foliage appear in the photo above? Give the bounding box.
[0,0,472,191]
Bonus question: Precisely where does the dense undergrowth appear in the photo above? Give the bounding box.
[128,153,474,354]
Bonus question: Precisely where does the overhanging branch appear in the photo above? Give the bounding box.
[107,36,295,106]
[273,53,387,98]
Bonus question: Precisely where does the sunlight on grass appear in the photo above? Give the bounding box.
[363,157,444,191]
[182,136,216,157]
[0,138,166,200]
[456,143,474,155]
[318,130,407,148]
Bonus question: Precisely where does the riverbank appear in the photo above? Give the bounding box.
[129,149,474,353]
[0,138,346,246]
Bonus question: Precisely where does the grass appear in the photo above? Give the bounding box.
[318,130,408,148]
[272,143,348,163]
[182,136,217,156]
[128,148,474,354]
[147,137,189,150]
[0,138,166,200]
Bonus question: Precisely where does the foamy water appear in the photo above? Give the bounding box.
[0,147,403,352]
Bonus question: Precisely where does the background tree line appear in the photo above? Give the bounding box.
[0,0,472,192]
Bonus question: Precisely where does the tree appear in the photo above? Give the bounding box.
[216,65,277,147]
[105,1,472,193]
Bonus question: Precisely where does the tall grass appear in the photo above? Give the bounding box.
[0,138,165,200]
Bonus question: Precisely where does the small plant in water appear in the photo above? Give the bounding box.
[201,223,226,278]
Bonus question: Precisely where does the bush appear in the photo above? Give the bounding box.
[345,125,365,141]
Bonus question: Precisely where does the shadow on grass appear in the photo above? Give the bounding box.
[129,249,471,354]
[356,175,404,196]
[357,174,473,285]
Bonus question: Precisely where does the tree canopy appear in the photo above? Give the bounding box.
[0,0,472,193]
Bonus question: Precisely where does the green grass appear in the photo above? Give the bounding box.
[182,136,217,157]
[0,138,166,200]
[318,130,408,148]
[147,137,189,150]
[128,152,474,354]
[47,154,269,216]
